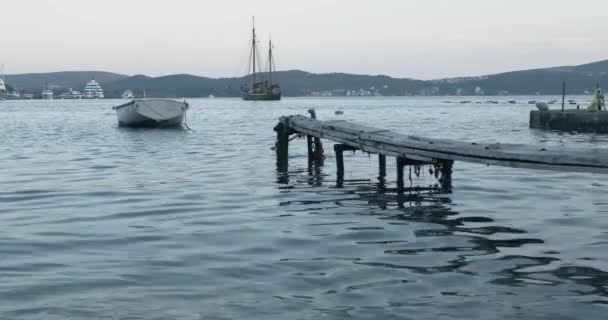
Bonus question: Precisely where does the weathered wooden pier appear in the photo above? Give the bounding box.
[274,112,608,192]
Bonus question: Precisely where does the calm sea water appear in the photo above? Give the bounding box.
[2,97,608,319]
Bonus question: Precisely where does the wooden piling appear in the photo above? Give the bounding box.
[378,154,386,180]
[439,160,453,191]
[306,135,313,162]
[396,156,405,193]
[335,144,345,180]
[308,109,324,162]
[274,120,289,172]
[334,144,358,180]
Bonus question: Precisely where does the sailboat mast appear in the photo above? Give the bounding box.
[268,40,272,86]
[251,17,256,88]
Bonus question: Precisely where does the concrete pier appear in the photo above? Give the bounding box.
[530,110,608,132]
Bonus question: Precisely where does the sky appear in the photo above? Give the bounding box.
[2,0,608,79]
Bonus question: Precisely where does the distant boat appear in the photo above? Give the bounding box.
[122,90,134,99]
[41,82,53,100]
[112,99,189,127]
[84,79,104,99]
[536,102,549,110]
[0,65,6,101]
[0,78,5,101]
[240,18,281,101]
[58,88,82,99]
[208,94,215,99]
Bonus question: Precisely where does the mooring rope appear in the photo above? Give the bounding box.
[183,108,193,131]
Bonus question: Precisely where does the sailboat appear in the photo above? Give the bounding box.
[240,19,282,101]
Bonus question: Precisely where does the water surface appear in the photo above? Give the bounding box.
[1,97,608,319]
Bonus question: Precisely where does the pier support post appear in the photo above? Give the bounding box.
[335,144,345,179]
[314,137,324,164]
[378,154,386,179]
[439,160,453,192]
[308,109,324,164]
[396,156,405,193]
[274,120,290,172]
[334,144,358,187]
[306,135,314,163]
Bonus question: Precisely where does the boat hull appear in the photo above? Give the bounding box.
[113,99,188,127]
[240,91,282,101]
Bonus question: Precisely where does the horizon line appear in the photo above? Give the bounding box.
[3,58,606,82]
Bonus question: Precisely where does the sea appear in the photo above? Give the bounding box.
[1,96,608,319]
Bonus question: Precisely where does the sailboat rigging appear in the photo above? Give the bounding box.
[240,18,282,101]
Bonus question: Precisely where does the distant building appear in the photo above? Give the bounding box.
[419,87,440,96]
[331,89,347,96]
[475,86,485,96]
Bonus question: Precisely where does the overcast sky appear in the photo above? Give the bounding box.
[3,0,608,79]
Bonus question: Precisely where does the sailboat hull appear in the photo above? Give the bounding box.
[240,91,282,101]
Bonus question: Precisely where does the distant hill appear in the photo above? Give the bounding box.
[104,74,236,98]
[5,60,608,97]
[433,60,608,95]
[104,70,428,98]
[4,71,128,93]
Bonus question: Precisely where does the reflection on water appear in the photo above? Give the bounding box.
[274,127,608,317]
[2,98,608,319]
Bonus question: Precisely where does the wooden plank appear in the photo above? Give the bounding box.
[279,115,608,174]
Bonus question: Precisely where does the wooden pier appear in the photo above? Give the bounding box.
[274,113,608,191]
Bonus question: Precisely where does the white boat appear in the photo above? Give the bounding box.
[41,82,54,100]
[84,79,104,99]
[41,89,54,100]
[0,78,5,101]
[58,88,82,99]
[122,90,134,99]
[112,99,189,127]
[0,65,6,101]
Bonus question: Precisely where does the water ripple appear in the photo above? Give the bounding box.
[1,98,608,319]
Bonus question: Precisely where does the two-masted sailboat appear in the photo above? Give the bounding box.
[240,20,282,101]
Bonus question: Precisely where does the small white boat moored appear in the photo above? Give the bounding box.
[112,99,189,127]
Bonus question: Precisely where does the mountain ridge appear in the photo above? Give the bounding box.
[4,60,608,97]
